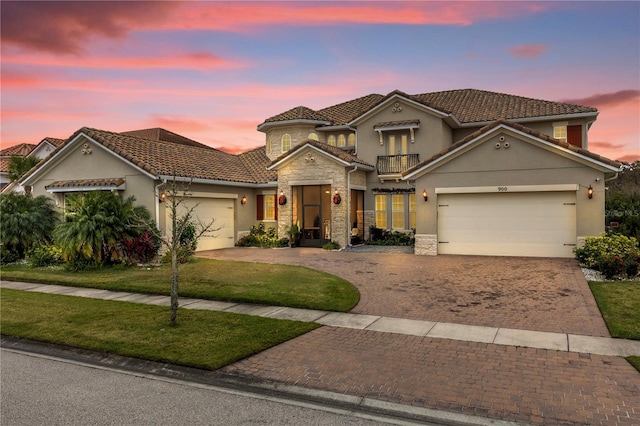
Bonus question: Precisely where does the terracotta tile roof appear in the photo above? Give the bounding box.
[269,139,374,169]
[262,106,331,124]
[0,143,37,157]
[43,137,66,148]
[374,119,420,128]
[121,128,215,150]
[45,178,126,190]
[0,158,11,173]
[238,146,277,183]
[410,89,598,123]
[262,89,597,128]
[403,119,621,177]
[65,127,259,184]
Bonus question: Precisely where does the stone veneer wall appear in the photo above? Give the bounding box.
[265,126,323,161]
[276,148,349,248]
[415,234,438,255]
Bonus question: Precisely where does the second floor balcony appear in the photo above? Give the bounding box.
[376,154,420,175]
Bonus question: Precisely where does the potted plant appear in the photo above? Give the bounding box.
[288,224,301,247]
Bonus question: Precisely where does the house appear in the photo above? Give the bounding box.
[19,89,621,257]
[1,137,65,192]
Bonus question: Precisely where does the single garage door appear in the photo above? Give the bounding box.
[168,198,235,251]
[437,191,576,257]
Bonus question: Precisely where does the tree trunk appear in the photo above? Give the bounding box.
[170,248,179,326]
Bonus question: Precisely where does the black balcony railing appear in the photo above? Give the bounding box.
[376,154,420,175]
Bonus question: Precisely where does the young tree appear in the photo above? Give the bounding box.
[157,178,220,326]
[0,193,58,259]
[7,156,40,182]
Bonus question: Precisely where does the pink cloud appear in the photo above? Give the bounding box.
[561,90,640,108]
[589,141,627,151]
[510,44,548,59]
[3,52,248,71]
[616,154,640,164]
[2,1,556,54]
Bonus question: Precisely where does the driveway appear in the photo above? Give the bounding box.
[198,248,639,425]
[198,248,609,336]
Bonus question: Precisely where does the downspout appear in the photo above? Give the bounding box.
[154,179,167,231]
[347,165,359,247]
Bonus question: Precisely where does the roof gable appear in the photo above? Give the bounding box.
[268,139,374,171]
[403,120,620,180]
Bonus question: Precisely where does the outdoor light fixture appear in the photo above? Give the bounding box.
[422,189,428,202]
[159,191,167,202]
[241,195,247,205]
[587,185,594,199]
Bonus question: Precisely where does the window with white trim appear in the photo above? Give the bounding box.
[375,195,387,229]
[553,122,568,142]
[264,195,276,220]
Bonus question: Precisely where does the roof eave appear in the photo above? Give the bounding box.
[158,175,273,188]
[456,111,599,128]
[257,119,332,132]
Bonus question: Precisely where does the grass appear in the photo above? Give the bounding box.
[0,289,318,370]
[0,257,359,312]
[589,280,640,373]
[589,281,640,340]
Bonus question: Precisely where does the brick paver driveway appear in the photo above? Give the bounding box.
[198,248,640,425]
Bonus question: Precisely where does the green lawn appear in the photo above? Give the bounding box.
[589,281,640,340]
[0,258,359,312]
[1,289,318,370]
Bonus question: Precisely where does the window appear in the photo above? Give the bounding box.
[308,133,319,141]
[328,135,336,146]
[374,193,414,230]
[375,195,387,228]
[409,194,416,229]
[337,134,346,147]
[392,194,404,229]
[388,134,408,155]
[281,134,291,151]
[553,122,568,142]
[266,138,272,154]
[256,194,277,221]
[347,133,356,147]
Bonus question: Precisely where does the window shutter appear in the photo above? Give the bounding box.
[274,195,278,220]
[256,195,264,220]
[567,125,582,148]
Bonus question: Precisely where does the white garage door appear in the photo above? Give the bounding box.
[168,198,235,251]
[437,191,576,257]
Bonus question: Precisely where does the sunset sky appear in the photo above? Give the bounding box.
[1,1,638,162]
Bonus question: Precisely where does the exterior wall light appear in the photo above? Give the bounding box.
[159,191,167,202]
[241,195,247,205]
[422,189,428,202]
[587,185,593,199]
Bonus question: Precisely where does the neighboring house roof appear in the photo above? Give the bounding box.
[261,106,331,124]
[42,137,66,148]
[260,89,597,129]
[22,127,267,186]
[0,143,37,157]
[238,146,277,183]
[403,119,620,179]
[268,139,375,170]
[121,128,215,150]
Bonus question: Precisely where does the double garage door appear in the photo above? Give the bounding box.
[437,191,576,258]
[168,198,235,251]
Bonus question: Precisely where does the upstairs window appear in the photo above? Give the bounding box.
[348,133,356,147]
[337,134,346,147]
[281,134,291,152]
[308,133,319,141]
[328,135,336,146]
[553,122,567,142]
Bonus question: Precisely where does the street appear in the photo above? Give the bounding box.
[0,349,412,426]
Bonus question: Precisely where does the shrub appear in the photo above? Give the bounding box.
[27,245,64,267]
[322,241,341,251]
[367,226,415,246]
[235,222,282,248]
[121,232,161,264]
[574,234,640,279]
[0,246,20,265]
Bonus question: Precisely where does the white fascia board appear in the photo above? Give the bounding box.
[267,144,351,170]
[349,94,448,125]
[158,175,274,188]
[436,184,579,194]
[257,119,332,132]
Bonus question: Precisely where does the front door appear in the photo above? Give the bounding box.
[299,185,331,247]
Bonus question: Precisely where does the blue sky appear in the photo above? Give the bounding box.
[2,1,638,161]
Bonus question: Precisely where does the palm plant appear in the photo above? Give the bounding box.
[7,156,40,182]
[54,191,155,266]
[0,193,58,259]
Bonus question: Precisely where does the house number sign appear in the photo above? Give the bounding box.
[497,186,508,192]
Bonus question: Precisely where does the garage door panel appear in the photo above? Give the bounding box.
[167,198,235,251]
[437,192,576,257]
